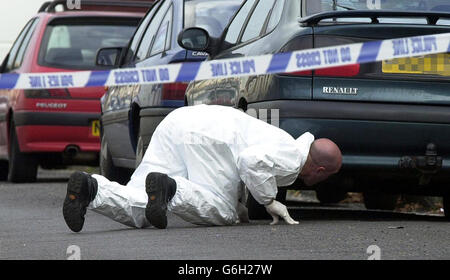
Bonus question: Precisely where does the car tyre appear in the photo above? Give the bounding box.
[444,196,449,221]
[100,134,130,185]
[8,121,38,183]
[363,191,399,211]
[0,160,8,181]
[315,185,347,204]
[247,188,287,220]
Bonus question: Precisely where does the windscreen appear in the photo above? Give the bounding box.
[39,18,139,70]
[306,0,450,15]
[185,0,243,38]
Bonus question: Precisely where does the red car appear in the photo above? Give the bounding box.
[0,1,150,182]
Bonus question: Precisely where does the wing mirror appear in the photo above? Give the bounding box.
[178,27,220,56]
[96,47,127,68]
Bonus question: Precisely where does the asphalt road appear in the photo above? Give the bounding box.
[0,169,448,260]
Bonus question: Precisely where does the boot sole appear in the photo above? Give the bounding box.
[63,172,88,232]
[145,173,169,229]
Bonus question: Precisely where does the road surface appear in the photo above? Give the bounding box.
[0,169,448,260]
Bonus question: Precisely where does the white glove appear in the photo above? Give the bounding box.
[265,200,299,225]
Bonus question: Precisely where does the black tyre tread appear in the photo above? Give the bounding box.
[316,187,348,204]
[363,192,399,211]
[8,122,37,183]
[0,160,8,181]
[444,196,449,221]
[100,135,130,185]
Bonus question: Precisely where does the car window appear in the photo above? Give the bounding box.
[184,0,243,38]
[14,18,40,69]
[241,0,275,43]
[266,0,284,33]
[38,17,139,70]
[135,0,171,61]
[124,1,162,64]
[437,19,450,26]
[306,0,450,15]
[149,5,173,56]
[5,19,34,72]
[224,0,257,45]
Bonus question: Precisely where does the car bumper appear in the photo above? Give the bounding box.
[247,100,450,193]
[14,111,100,153]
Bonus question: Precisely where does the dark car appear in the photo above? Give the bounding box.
[99,0,243,184]
[0,0,148,182]
[179,0,450,218]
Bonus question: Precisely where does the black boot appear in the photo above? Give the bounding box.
[63,171,98,232]
[145,172,177,229]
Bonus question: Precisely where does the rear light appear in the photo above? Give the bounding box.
[315,64,360,77]
[162,83,188,100]
[283,70,312,76]
[282,64,360,77]
[24,89,70,98]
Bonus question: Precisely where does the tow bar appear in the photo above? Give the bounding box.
[398,143,443,186]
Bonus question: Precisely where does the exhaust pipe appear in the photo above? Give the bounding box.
[61,145,98,165]
[64,145,80,158]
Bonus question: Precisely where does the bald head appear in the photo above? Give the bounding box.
[299,138,342,186]
[309,138,342,172]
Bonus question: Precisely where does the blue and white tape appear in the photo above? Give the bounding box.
[1,32,449,90]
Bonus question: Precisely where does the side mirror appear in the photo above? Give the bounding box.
[96,47,127,68]
[178,27,222,56]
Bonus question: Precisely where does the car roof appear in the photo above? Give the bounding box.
[36,0,152,19]
[40,10,146,20]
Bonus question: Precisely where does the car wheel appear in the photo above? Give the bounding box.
[247,188,287,220]
[100,134,130,185]
[8,121,37,183]
[363,191,399,211]
[0,160,8,181]
[315,185,348,204]
[444,196,449,221]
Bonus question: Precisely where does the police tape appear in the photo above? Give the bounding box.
[1,32,449,90]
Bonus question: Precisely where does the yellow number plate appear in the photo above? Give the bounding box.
[382,53,450,76]
[91,120,100,137]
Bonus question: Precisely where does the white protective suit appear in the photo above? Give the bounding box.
[89,105,314,227]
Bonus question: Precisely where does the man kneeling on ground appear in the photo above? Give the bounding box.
[63,105,342,231]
